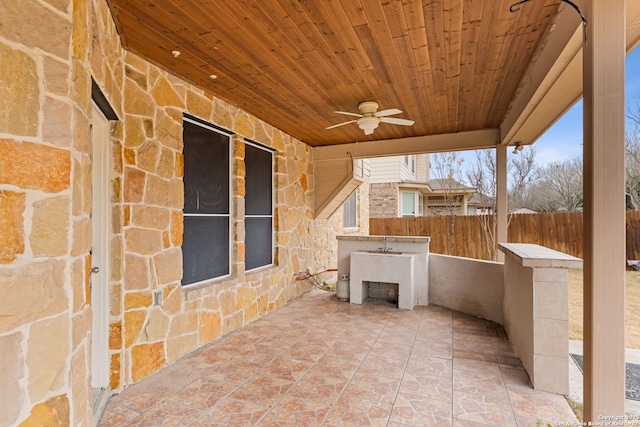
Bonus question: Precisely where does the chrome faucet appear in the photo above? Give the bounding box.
[378,236,393,253]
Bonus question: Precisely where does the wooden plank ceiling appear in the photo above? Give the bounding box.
[106,0,560,147]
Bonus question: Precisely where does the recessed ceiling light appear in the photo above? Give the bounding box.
[171,50,180,58]
[209,74,218,80]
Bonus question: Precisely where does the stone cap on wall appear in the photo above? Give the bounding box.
[498,243,583,269]
[337,235,430,243]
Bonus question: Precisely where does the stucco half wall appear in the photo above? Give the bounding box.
[429,254,504,324]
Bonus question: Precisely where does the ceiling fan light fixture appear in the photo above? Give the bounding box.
[358,116,379,135]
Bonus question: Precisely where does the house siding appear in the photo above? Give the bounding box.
[0,1,349,425]
[416,154,430,182]
[368,157,402,183]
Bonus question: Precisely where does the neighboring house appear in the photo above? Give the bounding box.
[511,207,538,214]
[468,192,496,215]
[368,155,476,217]
[341,160,371,234]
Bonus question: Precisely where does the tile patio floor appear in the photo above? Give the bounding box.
[98,290,578,426]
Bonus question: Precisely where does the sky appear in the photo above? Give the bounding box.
[526,46,640,166]
[453,46,640,177]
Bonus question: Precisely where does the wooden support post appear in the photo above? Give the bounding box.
[582,0,626,420]
[496,145,508,262]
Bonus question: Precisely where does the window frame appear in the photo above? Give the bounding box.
[343,190,358,229]
[244,138,275,273]
[181,115,233,287]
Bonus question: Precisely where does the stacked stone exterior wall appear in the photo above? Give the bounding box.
[369,183,398,218]
[0,0,351,425]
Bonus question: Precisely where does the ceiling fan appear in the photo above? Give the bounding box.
[326,101,415,135]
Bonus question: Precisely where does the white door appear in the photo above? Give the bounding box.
[91,102,110,389]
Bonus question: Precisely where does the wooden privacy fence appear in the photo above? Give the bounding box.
[370,210,640,261]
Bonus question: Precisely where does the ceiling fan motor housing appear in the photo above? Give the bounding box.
[358,101,379,115]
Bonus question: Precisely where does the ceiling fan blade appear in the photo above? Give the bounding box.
[326,120,357,130]
[333,111,363,118]
[376,108,403,117]
[380,117,415,126]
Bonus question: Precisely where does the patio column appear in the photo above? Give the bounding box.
[582,0,626,421]
[496,144,508,262]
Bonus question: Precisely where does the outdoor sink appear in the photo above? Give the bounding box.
[350,250,427,310]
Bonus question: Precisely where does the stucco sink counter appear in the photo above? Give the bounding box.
[337,235,430,308]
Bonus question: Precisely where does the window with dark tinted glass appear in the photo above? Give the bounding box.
[244,141,273,271]
[182,118,230,285]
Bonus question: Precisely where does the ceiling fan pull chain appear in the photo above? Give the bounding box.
[509,0,587,44]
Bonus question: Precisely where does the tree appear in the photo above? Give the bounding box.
[465,147,539,260]
[509,148,540,209]
[431,152,464,255]
[466,150,498,259]
[530,157,583,212]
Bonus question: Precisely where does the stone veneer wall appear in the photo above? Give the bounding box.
[369,183,398,218]
[0,0,347,425]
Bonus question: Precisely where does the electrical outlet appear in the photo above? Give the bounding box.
[153,291,163,306]
[340,274,349,281]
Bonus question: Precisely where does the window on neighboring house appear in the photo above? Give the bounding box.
[402,191,416,217]
[403,155,416,173]
[343,191,358,228]
[182,117,231,285]
[244,140,274,271]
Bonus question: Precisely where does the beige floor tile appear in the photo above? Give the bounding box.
[453,369,509,398]
[356,354,406,379]
[453,357,502,376]
[97,290,578,427]
[343,372,401,404]
[166,377,236,411]
[258,396,331,426]
[453,391,517,426]
[286,373,348,404]
[98,402,140,426]
[389,392,452,426]
[121,400,202,426]
[508,387,578,423]
[406,354,453,378]
[191,398,268,426]
[368,340,412,360]
[399,371,453,402]
[109,377,183,412]
[323,395,393,427]
[229,372,295,407]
